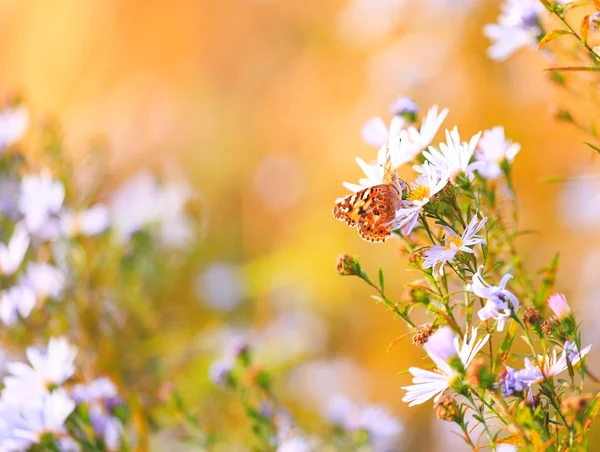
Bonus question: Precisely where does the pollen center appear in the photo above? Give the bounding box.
[407,184,430,203]
[443,235,462,251]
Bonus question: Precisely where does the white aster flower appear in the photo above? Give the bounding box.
[530,341,591,381]
[417,127,482,181]
[484,0,543,61]
[20,262,65,301]
[0,285,36,327]
[467,266,519,332]
[474,126,520,180]
[60,204,110,237]
[0,222,29,276]
[9,388,75,447]
[380,105,449,170]
[0,105,29,150]
[3,337,77,402]
[402,327,489,406]
[422,216,487,276]
[394,162,449,235]
[361,117,390,148]
[18,169,65,239]
[342,156,387,192]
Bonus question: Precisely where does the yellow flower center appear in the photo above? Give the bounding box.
[407,184,430,203]
[443,235,463,251]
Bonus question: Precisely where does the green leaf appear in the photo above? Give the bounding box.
[584,141,600,155]
[544,66,600,71]
[535,253,560,308]
[538,29,572,50]
[378,267,385,292]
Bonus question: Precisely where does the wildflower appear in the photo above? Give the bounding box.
[434,394,460,422]
[336,253,361,276]
[324,395,403,449]
[0,285,36,326]
[209,359,234,388]
[20,262,65,301]
[474,126,520,180]
[0,222,29,276]
[361,117,390,148]
[382,105,449,170]
[422,216,487,276]
[389,96,418,121]
[60,204,110,237]
[547,293,571,319]
[3,337,77,402]
[590,12,600,32]
[0,105,29,149]
[88,405,123,452]
[484,0,544,61]
[277,436,315,452]
[523,307,541,327]
[417,127,482,181]
[394,163,449,235]
[499,365,529,396]
[71,377,119,405]
[541,317,558,335]
[8,388,75,448]
[561,394,590,423]
[412,324,435,346]
[467,266,519,332]
[402,327,489,406]
[18,169,65,239]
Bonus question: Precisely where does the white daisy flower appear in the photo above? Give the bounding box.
[0,285,36,327]
[402,327,489,406]
[60,204,110,237]
[18,169,65,239]
[417,127,482,181]
[361,117,390,148]
[484,0,543,61]
[0,222,29,276]
[0,105,29,150]
[8,388,75,447]
[474,126,520,180]
[3,337,77,402]
[394,163,449,235]
[467,266,519,332]
[422,216,487,276]
[20,262,65,301]
[380,105,449,170]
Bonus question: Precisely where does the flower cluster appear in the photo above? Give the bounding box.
[333,95,597,449]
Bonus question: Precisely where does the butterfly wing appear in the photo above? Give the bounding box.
[333,185,398,243]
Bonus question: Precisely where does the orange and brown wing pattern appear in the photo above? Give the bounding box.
[333,184,397,243]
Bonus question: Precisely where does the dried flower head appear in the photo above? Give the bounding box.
[541,317,559,335]
[336,253,360,276]
[466,358,486,387]
[412,324,435,346]
[523,307,541,327]
[434,394,460,423]
[561,394,590,423]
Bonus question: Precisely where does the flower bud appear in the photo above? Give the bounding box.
[434,394,461,423]
[389,96,418,123]
[412,324,435,346]
[466,358,494,390]
[523,307,541,327]
[336,253,361,276]
[561,394,590,423]
[209,359,235,388]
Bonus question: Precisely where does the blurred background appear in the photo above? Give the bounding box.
[1,0,599,449]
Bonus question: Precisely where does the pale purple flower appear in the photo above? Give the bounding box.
[548,293,571,319]
[467,266,519,331]
[361,117,389,148]
[0,105,29,150]
[8,388,75,447]
[0,222,29,276]
[20,262,65,301]
[3,337,77,402]
[499,365,529,396]
[402,328,489,406]
[209,359,233,387]
[88,405,123,451]
[474,126,520,180]
[389,96,418,117]
[0,285,36,327]
[60,204,110,237]
[71,377,119,404]
[422,216,487,276]
[18,170,65,239]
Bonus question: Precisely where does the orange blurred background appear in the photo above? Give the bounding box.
[2,1,600,449]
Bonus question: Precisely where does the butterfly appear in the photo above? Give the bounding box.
[332,156,404,243]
